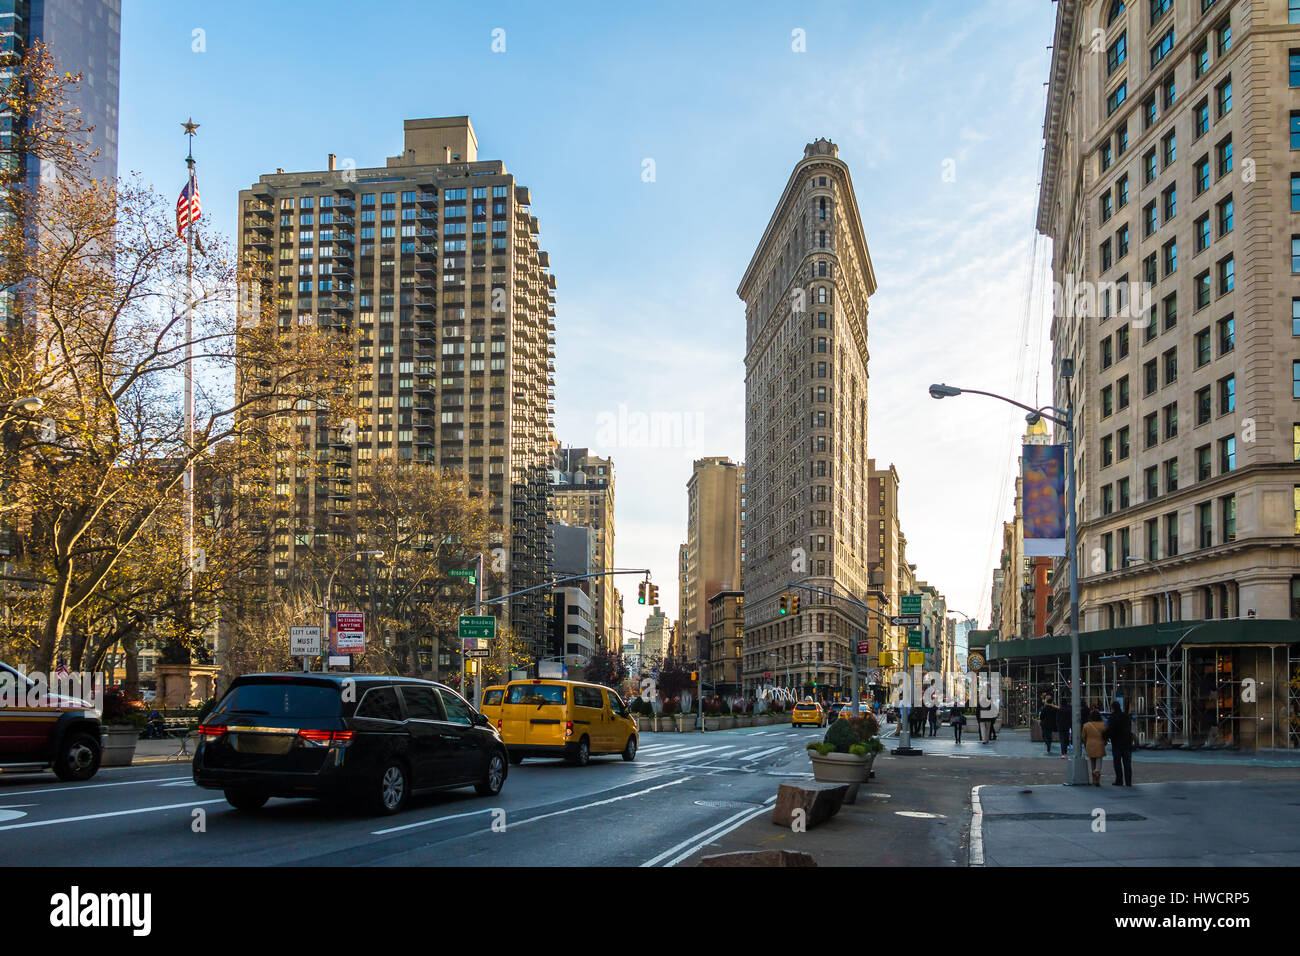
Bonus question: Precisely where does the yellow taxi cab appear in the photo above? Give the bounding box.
[479,685,506,727]
[496,678,637,766]
[791,700,827,727]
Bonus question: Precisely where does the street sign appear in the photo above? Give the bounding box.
[856,640,870,656]
[465,647,491,659]
[290,625,322,657]
[458,615,496,640]
[328,655,351,667]
[890,615,921,627]
[908,651,925,666]
[967,651,986,672]
[449,568,476,582]
[907,629,922,649]
[332,612,365,654]
[900,594,923,615]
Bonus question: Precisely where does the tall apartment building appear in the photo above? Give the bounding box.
[1017,0,1300,748]
[678,456,745,656]
[235,117,557,660]
[551,446,615,646]
[739,138,877,699]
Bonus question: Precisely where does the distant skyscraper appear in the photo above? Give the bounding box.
[678,456,744,652]
[551,446,615,646]
[738,137,877,699]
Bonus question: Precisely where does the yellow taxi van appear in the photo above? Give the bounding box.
[496,678,637,766]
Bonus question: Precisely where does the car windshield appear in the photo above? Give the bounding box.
[212,681,342,718]
[508,684,566,705]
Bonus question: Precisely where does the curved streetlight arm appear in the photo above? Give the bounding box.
[937,385,1070,427]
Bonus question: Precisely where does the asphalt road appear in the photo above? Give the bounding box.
[0,726,829,867]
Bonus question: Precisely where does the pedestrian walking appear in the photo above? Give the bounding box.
[1082,708,1108,786]
[1039,697,1057,754]
[1105,700,1134,786]
[950,705,966,743]
[1055,698,1072,757]
[927,703,939,737]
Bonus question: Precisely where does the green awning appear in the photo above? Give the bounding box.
[987,619,1300,662]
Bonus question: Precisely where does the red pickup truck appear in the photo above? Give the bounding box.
[0,662,103,781]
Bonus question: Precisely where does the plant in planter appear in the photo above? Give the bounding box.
[807,715,884,789]
[659,697,680,732]
[100,688,144,767]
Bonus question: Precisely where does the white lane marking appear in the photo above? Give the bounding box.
[969,785,985,867]
[641,803,765,867]
[638,744,700,756]
[158,780,197,787]
[0,807,30,823]
[372,775,693,836]
[652,745,725,760]
[664,804,773,867]
[741,746,786,762]
[0,775,191,798]
[895,811,946,819]
[372,807,497,836]
[0,799,226,832]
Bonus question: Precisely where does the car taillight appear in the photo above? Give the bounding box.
[565,720,573,738]
[198,724,226,742]
[298,728,352,746]
[496,718,502,731]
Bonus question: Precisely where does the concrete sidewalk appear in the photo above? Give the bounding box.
[975,780,1300,866]
[887,725,1300,768]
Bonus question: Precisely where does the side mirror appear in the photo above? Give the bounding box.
[473,712,490,727]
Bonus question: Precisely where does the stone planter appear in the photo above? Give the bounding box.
[734,715,753,728]
[808,750,873,785]
[755,714,774,727]
[675,714,698,733]
[636,716,653,733]
[654,716,675,732]
[703,716,723,732]
[101,725,139,767]
[720,715,737,730]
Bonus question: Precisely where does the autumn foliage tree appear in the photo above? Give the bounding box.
[0,52,354,673]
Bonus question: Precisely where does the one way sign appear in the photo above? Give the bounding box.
[890,615,921,626]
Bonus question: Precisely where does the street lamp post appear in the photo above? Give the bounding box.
[929,377,1090,786]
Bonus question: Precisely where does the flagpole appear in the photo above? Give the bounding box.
[182,120,197,600]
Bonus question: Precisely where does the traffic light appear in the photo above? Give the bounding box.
[637,581,647,604]
[791,594,801,615]
[690,671,698,682]
[779,594,788,615]
[648,583,659,605]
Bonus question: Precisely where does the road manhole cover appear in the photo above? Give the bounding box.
[694,800,763,810]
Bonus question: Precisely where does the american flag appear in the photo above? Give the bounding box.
[176,172,201,237]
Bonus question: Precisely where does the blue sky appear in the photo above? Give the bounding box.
[119,0,1056,638]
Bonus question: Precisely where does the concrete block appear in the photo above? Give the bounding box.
[771,780,849,828]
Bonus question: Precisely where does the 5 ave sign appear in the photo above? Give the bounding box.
[458,615,496,640]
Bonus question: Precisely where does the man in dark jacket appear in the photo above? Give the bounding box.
[1055,699,1072,757]
[1105,700,1133,786]
[1039,698,1057,753]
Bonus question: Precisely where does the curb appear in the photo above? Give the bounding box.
[968,784,985,867]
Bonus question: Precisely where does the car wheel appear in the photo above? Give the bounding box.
[476,751,507,796]
[371,760,409,815]
[622,735,637,762]
[52,732,101,782]
[224,788,269,812]
[568,736,590,767]
[508,752,524,765]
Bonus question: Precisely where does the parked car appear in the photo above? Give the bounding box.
[192,673,508,815]
[495,678,636,766]
[0,661,103,781]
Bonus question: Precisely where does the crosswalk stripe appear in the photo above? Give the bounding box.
[741,746,787,761]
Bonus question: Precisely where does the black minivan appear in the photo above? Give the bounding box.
[193,673,508,815]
